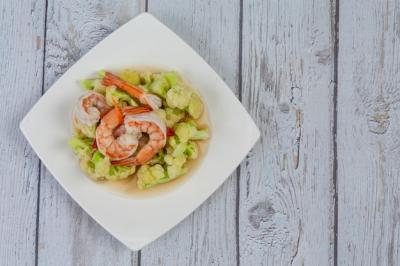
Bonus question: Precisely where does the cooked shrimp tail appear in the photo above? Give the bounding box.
[102,71,162,110]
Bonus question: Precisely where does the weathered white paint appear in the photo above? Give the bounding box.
[5,0,400,264]
[239,0,335,265]
[141,1,240,265]
[338,0,400,264]
[0,0,45,265]
[37,1,141,265]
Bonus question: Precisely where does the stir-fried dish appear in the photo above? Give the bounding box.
[69,69,209,190]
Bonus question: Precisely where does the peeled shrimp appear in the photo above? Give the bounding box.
[73,91,111,126]
[102,71,162,110]
[95,106,151,161]
[112,111,167,166]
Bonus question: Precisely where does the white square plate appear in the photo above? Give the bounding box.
[20,13,260,250]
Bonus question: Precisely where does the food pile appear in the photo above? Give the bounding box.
[69,69,209,189]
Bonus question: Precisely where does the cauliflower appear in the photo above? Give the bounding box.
[105,86,138,107]
[164,154,188,179]
[137,164,169,189]
[166,85,192,110]
[149,76,170,98]
[154,108,185,127]
[186,93,204,119]
[174,122,209,142]
[167,164,188,180]
[119,69,140,85]
[167,136,199,159]
[165,108,185,127]
[89,151,135,181]
[165,154,186,167]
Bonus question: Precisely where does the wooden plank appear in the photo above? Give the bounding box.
[141,1,240,265]
[239,0,335,265]
[337,0,400,264]
[0,1,45,265]
[37,1,141,265]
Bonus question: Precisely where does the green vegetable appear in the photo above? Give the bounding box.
[163,71,182,86]
[73,120,97,138]
[80,79,95,90]
[186,93,204,119]
[168,135,179,149]
[139,72,153,85]
[149,76,170,98]
[185,141,199,160]
[154,108,185,127]
[167,164,188,180]
[69,136,94,161]
[92,79,107,94]
[97,70,106,78]
[174,122,209,142]
[165,85,192,110]
[119,69,140,85]
[105,86,138,107]
[171,143,187,157]
[164,154,187,167]
[107,165,136,181]
[90,151,111,177]
[137,164,171,189]
[167,135,199,159]
[147,150,165,165]
[89,151,134,181]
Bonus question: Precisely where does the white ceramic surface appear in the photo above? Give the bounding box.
[20,13,260,251]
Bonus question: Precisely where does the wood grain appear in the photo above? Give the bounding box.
[141,1,240,265]
[37,1,141,265]
[337,0,400,264]
[0,0,45,265]
[239,0,335,265]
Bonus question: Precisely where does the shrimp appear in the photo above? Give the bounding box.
[102,71,162,110]
[95,106,151,161]
[73,91,111,126]
[112,111,167,166]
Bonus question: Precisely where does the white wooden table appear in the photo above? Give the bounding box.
[1,0,399,265]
